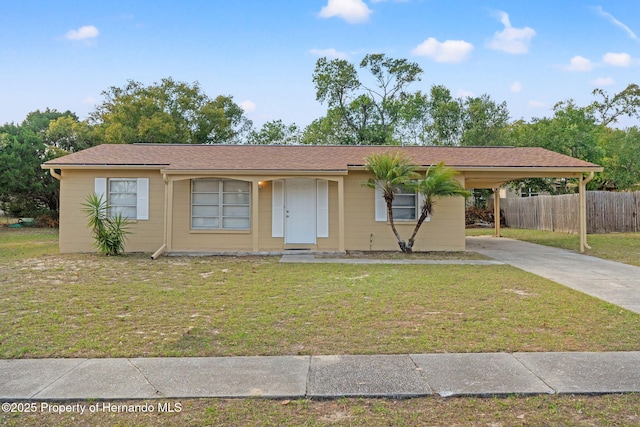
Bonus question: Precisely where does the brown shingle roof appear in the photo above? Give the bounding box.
[42,144,601,171]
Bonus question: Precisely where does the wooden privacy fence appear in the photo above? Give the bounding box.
[501,191,640,234]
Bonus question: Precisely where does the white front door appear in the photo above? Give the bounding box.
[285,178,316,244]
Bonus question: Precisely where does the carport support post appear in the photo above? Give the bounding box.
[579,172,594,253]
[493,187,501,238]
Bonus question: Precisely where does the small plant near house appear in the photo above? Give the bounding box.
[82,193,131,256]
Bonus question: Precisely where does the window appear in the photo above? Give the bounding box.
[191,179,250,230]
[109,179,137,218]
[375,186,426,222]
[94,178,149,221]
[392,187,417,220]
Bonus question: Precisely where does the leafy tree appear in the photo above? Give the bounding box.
[45,115,98,156]
[0,110,73,217]
[598,126,640,190]
[90,78,252,144]
[362,153,469,253]
[312,54,423,144]
[301,108,356,145]
[248,120,301,145]
[395,87,510,147]
[506,102,603,194]
[590,83,640,126]
[460,94,510,146]
[394,91,431,145]
[424,85,463,146]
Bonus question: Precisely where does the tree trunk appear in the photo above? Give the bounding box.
[406,206,430,252]
[385,198,408,252]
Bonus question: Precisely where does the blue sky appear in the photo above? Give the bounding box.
[1,0,639,129]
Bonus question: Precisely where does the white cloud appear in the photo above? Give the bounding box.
[591,77,615,86]
[510,81,522,93]
[64,25,99,40]
[318,0,372,24]
[602,52,632,67]
[561,56,594,72]
[309,48,349,59]
[82,96,97,105]
[456,89,474,99]
[594,6,639,42]
[412,37,474,63]
[528,100,547,108]
[487,11,536,54]
[239,100,256,112]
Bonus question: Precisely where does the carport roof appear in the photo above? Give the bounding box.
[43,144,602,176]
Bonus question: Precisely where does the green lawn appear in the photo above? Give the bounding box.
[2,227,640,426]
[1,228,639,359]
[467,228,640,267]
[2,395,639,427]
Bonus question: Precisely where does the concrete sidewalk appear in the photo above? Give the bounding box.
[2,352,640,400]
[467,236,640,314]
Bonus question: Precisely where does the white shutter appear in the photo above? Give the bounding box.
[316,180,329,238]
[94,178,107,200]
[417,191,429,222]
[136,178,149,220]
[272,180,284,237]
[375,187,387,222]
[94,178,107,219]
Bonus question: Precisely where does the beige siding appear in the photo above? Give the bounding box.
[316,180,340,251]
[170,178,254,251]
[343,171,466,251]
[58,170,464,254]
[170,177,340,252]
[58,169,164,253]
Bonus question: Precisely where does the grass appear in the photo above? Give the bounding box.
[2,395,639,426]
[0,227,58,261]
[2,227,640,426]
[2,228,640,359]
[467,228,640,267]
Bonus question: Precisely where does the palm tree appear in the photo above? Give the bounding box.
[363,152,419,252]
[406,162,471,252]
[363,154,470,253]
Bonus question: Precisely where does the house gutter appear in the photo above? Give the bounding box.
[48,169,62,180]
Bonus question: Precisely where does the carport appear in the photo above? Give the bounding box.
[462,166,602,253]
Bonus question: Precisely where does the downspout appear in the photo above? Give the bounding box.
[493,187,501,238]
[152,172,170,260]
[579,171,595,253]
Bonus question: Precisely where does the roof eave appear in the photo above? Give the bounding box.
[41,164,167,170]
[161,168,349,176]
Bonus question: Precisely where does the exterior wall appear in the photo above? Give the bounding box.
[256,179,340,252]
[58,169,165,253]
[58,169,464,254]
[343,171,466,252]
[170,177,341,253]
[171,178,255,251]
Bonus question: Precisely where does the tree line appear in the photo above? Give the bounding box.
[1,54,639,219]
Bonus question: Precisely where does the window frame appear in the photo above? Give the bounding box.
[375,185,427,223]
[191,178,251,231]
[391,186,417,221]
[108,178,138,219]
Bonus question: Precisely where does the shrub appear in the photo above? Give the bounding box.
[81,193,131,255]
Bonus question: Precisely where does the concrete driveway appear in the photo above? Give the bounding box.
[467,236,640,314]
